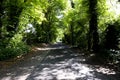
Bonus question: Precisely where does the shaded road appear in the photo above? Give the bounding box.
[0,43,120,80]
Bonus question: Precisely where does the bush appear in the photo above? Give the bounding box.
[0,42,29,61]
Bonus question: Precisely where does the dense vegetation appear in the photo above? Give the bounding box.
[0,0,120,64]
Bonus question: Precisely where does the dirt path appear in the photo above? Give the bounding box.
[0,43,120,80]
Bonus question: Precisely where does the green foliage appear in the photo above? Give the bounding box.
[0,0,120,63]
[62,0,89,48]
[33,0,67,43]
[0,42,29,61]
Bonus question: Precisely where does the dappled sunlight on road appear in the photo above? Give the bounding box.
[96,67,116,75]
[0,65,34,80]
[32,43,70,51]
[26,49,118,80]
[36,46,70,51]
[0,44,119,80]
[28,59,94,80]
[36,47,67,51]
[1,72,30,80]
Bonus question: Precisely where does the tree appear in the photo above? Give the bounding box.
[70,0,75,45]
[37,0,66,43]
[6,0,24,37]
[0,0,4,39]
[88,0,99,52]
[62,0,89,47]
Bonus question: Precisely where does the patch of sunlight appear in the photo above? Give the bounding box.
[56,71,79,80]
[47,55,64,59]
[14,74,30,80]
[2,73,30,80]
[36,46,70,51]
[96,67,116,75]
[1,76,11,80]
[31,58,95,80]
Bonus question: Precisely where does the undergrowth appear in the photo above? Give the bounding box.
[0,42,29,61]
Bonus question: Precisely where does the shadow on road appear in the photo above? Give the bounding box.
[0,43,120,80]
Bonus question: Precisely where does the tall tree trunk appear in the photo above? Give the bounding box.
[70,0,74,45]
[70,22,74,45]
[0,0,4,39]
[88,0,99,52]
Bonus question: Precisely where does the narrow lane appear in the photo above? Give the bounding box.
[0,43,119,80]
[26,47,119,80]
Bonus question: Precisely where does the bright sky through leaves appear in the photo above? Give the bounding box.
[107,0,120,19]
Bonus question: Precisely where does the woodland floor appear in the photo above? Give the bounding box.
[0,42,120,80]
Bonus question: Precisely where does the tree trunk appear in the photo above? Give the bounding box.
[88,0,99,52]
[70,23,74,45]
[0,0,4,39]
